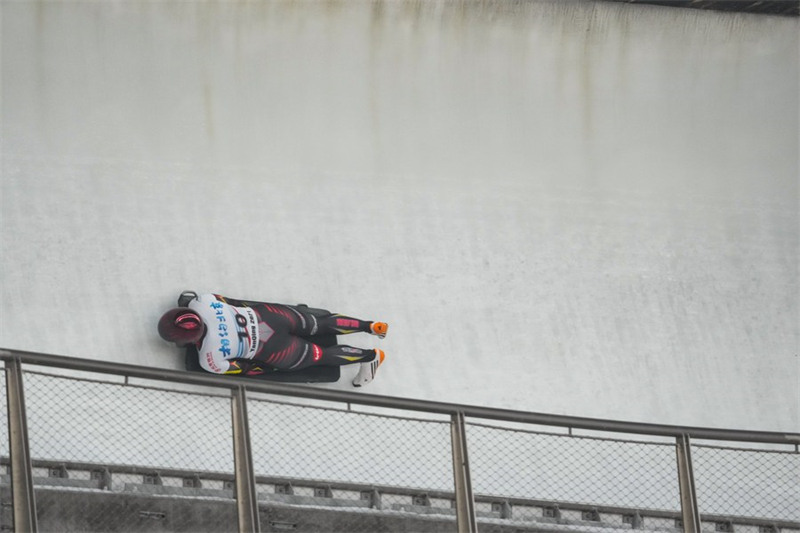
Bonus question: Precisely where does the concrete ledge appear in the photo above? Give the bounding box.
[391,502,508,520]
[4,465,799,533]
[392,503,458,517]
[34,477,105,490]
[123,483,234,499]
[260,492,372,509]
[4,483,800,533]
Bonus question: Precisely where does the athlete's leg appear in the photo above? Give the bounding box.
[278,304,388,338]
[246,304,382,375]
[255,337,378,372]
[312,344,378,368]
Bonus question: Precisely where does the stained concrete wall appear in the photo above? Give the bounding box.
[1,0,797,433]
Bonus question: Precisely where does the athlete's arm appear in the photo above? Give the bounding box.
[213,294,257,307]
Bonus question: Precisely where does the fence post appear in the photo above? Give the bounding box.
[231,385,260,533]
[676,434,700,533]
[4,357,38,532]
[451,411,477,533]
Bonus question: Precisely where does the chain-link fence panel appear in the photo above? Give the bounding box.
[248,398,457,533]
[0,368,9,531]
[693,443,800,522]
[21,369,238,533]
[466,422,681,531]
[0,369,7,455]
[4,355,800,533]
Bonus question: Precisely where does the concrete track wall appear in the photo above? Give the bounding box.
[1,0,797,431]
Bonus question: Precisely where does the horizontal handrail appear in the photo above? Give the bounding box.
[2,348,798,445]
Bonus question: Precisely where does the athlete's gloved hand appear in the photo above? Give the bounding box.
[225,360,247,375]
[226,360,266,376]
[245,364,266,376]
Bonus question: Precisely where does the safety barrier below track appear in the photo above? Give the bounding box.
[2,349,799,533]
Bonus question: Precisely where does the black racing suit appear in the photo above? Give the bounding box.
[185,292,377,375]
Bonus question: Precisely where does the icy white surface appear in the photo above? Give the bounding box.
[2,1,797,432]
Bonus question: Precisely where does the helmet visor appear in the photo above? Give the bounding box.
[175,312,202,330]
[158,308,204,346]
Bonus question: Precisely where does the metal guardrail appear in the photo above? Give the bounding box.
[4,349,797,444]
[2,348,799,533]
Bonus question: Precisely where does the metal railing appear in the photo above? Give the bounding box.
[2,348,799,533]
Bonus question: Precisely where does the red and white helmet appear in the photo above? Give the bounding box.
[157,307,204,346]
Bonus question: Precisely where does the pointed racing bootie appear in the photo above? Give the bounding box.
[369,322,389,339]
[352,349,385,387]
